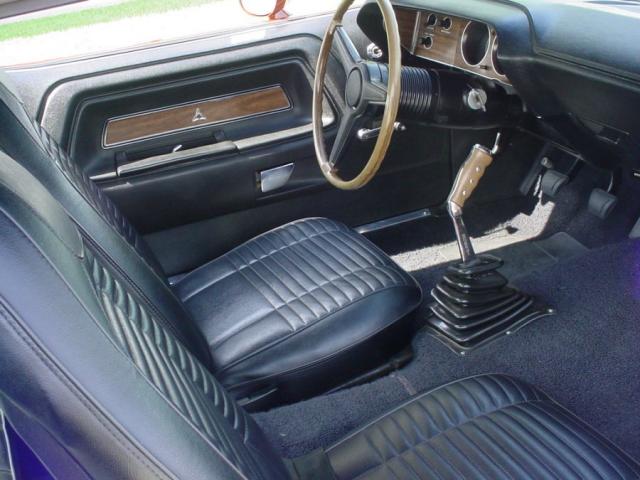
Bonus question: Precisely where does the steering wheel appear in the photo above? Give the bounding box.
[312,0,402,190]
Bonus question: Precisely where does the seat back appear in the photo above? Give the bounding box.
[0,70,163,277]
[0,71,213,367]
[0,153,288,479]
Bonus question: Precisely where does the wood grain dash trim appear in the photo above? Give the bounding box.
[103,85,291,148]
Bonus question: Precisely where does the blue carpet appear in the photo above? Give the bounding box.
[254,239,640,461]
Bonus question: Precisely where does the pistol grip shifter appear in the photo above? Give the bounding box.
[447,144,494,264]
[448,145,494,210]
[426,140,552,353]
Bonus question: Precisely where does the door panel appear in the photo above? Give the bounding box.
[71,57,325,180]
[8,10,456,275]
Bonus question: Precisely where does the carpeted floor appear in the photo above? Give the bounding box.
[254,170,640,462]
[255,237,640,461]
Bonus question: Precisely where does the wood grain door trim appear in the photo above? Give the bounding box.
[102,85,291,148]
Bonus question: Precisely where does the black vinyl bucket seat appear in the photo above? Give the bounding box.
[0,72,422,406]
[0,156,637,478]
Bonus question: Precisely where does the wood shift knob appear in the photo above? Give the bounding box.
[448,144,494,209]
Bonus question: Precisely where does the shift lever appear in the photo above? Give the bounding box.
[425,133,552,353]
[447,144,494,263]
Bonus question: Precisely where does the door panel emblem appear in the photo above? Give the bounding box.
[192,108,207,122]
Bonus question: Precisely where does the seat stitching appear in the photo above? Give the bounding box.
[543,403,640,476]
[332,230,406,286]
[521,403,628,479]
[243,255,316,328]
[469,422,525,478]
[178,225,343,301]
[328,375,508,453]
[234,266,296,333]
[375,422,423,480]
[334,229,393,269]
[304,235,376,293]
[477,414,553,479]
[452,422,515,479]
[265,248,333,317]
[214,283,418,376]
[437,428,490,478]
[102,281,258,473]
[328,231,399,285]
[0,220,258,478]
[398,405,428,442]
[425,389,458,431]
[200,263,296,350]
[174,218,338,281]
[493,407,584,479]
[420,435,467,479]
[504,407,600,478]
[406,445,446,480]
[472,376,503,409]
[270,267,403,310]
[330,395,544,459]
[239,260,312,330]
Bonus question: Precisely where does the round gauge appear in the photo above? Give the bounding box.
[461,21,491,66]
[491,34,505,76]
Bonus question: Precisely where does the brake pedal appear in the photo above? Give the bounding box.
[588,188,617,219]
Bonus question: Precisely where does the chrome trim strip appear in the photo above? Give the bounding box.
[89,171,118,182]
[355,208,433,234]
[411,11,422,52]
[102,84,292,149]
[117,140,237,176]
[235,113,334,151]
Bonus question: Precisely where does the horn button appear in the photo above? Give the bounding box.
[345,67,364,109]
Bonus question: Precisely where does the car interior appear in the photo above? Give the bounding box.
[0,0,639,478]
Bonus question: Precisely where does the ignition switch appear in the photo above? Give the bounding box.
[466,88,488,112]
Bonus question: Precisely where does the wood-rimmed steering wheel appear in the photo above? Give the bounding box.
[312,0,402,190]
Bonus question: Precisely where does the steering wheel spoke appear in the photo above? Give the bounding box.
[335,25,362,69]
[329,110,364,168]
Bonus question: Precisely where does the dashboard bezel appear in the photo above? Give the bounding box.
[394,6,510,86]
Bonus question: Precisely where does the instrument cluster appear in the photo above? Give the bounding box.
[395,7,509,85]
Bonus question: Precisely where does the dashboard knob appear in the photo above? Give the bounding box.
[425,13,437,27]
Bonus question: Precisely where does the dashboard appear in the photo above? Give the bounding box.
[358,0,640,170]
[395,7,509,85]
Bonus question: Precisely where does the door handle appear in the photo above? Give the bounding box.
[259,163,295,193]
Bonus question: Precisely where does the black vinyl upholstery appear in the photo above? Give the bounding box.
[0,156,288,479]
[327,374,640,480]
[0,71,421,404]
[0,156,637,478]
[175,217,421,398]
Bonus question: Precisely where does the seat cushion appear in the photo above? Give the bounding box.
[327,374,640,479]
[174,218,422,403]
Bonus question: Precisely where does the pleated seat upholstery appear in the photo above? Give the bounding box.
[327,374,640,480]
